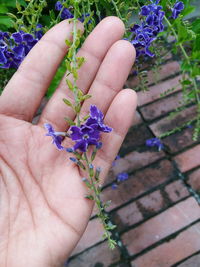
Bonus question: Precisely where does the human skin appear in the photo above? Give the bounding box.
[0,17,137,267]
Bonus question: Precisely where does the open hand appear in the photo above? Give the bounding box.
[0,17,137,267]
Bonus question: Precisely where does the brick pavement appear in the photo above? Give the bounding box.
[67,58,200,267]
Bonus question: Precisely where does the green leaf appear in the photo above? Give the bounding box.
[66,79,74,91]
[64,117,76,126]
[85,195,94,200]
[63,98,73,107]
[192,19,200,34]
[0,15,13,28]
[0,6,8,13]
[182,5,195,17]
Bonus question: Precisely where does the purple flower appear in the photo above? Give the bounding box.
[55,1,74,20]
[0,28,43,69]
[44,123,64,150]
[70,124,100,152]
[111,183,118,190]
[55,1,63,11]
[171,1,184,19]
[130,0,165,58]
[86,105,112,133]
[117,172,129,182]
[112,155,120,167]
[146,137,164,151]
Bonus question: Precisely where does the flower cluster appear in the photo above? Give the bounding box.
[146,137,164,151]
[70,105,112,152]
[171,2,184,19]
[111,172,129,190]
[130,0,165,58]
[55,1,74,20]
[55,1,91,23]
[45,105,112,153]
[0,25,43,69]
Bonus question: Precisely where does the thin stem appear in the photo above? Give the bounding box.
[83,152,116,248]
[110,0,124,22]
[164,16,200,105]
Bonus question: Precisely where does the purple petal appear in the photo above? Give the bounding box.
[74,140,87,152]
[0,50,7,64]
[70,126,82,141]
[23,33,34,43]
[55,1,63,11]
[11,32,23,43]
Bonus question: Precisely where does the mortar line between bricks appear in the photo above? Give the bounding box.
[130,69,182,92]
[171,249,200,267]
[106,175,184,214]
[102,156,167,190]
[126,218,200,262]
[138,110,200,200]
[169,159,200,204]
[164,140,200,157]
[139,87,183,109]
[139,102,196,126]
[140,102,196,125]
[116,195,190,236]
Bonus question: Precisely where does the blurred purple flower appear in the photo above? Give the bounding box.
[117,172,129,182]
[111,183,118,190]
[171,1,184,19]
[0,27,43,69]
[130,0,165,58]
[55,1,73,20]
[44,123,64,150]
[146,137,164,151]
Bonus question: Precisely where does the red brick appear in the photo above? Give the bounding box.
[136,190,165,216]
[140,91,183,121]
[112,180,189,231]
[122,197,200,255]
[164,180,189,202]
[187,168,200,192]
[131,221,200,267]
[104,149,164,187]
[71,218,104,256]
[127,61,180,89]
[112,202,143,232]
[112,150,165,177]
[101,160,176,211]
[174,144,200,172]
[68,241,121,267]
[120,125,153,155]
[137,75,182,106]
[163,127,196,153]
[150,105,197,136]
[177,253,200,267]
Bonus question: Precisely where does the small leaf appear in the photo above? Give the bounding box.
[66,79,74,91]
[64,117,75,126]
[82,94,92,101]
[65,39,72,47]
[63,98,73,107]
[85,195,94,200]
[16,0,22,12]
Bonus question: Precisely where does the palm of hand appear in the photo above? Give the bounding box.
[0,17,137,267]
[0,115,93,266]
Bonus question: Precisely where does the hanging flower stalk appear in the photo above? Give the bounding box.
[44,12,117,249]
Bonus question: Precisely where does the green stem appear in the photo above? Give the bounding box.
[83,153,116,248]
[71,16,81,126]
[110,0,124,22]
[164,16,200,105]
